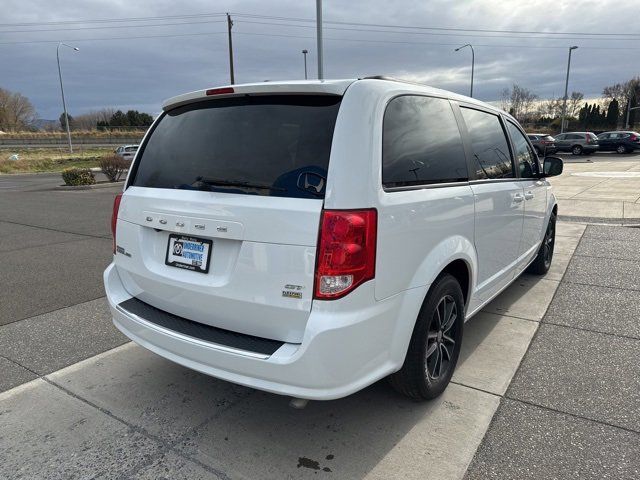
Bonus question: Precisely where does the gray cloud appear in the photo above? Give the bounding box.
[1,0,637,119]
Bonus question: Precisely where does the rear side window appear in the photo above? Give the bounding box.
[460,107,513,179]
[587,133,598,141]
[382,95,467,187]
[131,95,341,198]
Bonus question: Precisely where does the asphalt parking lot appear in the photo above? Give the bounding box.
[1,169,639,479]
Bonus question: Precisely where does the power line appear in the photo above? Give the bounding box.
[1,10,637,38]
[233,13,640,37]
[231,30,640,51]
[1,28,639,50]
[0,13,226,28]
[0,19,226,34]
[0,31,226,45]
[236,19,640,42]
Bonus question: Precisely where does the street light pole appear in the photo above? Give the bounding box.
[57,42,79,153]
[626,105,640,129]
[454,44,474,97]
[316,0,323,79]
[302,49,308,80]
[560,46,578,134]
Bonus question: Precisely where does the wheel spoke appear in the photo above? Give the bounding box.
[440,342,451,362]
[427,332,438,340]
[443,309,457,333]
[436,346,444,377]
[442,333,455,345]
[434,304,442,329]
[426,341,438,359]
[443,298,454,325]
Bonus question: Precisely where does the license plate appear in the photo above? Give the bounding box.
[165,234,212,273]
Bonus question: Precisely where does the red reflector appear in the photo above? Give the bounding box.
[314,209,377,300]
[205,87,234,96]
[111,193,123,254]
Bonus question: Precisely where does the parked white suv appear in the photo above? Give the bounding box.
[104,78,562,401]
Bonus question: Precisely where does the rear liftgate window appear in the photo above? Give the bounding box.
[131,95,341,199]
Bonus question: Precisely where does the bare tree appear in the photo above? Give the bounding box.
[544,97,563,119]
[602,76,640,106]
[500,84,538,122]
[567,91,584,118]
[73,108,118,130]
[0,88,37,131]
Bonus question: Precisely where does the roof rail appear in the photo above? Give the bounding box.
[361,75,428,88]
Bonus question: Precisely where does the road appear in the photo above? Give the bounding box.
[0,173,638,479]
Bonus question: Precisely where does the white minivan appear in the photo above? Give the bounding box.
[104,78,562,401]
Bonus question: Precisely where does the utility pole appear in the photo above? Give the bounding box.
[560,46,578,134]
[226,13,235,85]
[302,49,308,79]
[626,104,639,129]
[316,0,323,79]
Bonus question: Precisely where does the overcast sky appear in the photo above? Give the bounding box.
[1,0,638,119]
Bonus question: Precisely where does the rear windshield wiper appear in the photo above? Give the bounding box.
[194,177,285,192]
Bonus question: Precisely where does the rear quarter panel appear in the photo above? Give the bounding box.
[325,80,477,302]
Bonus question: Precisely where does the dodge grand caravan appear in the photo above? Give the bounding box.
[104,78,562,401]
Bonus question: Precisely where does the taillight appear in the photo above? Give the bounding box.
[314,209,377,300]
[111,193,123,254]
[206,87,234,96]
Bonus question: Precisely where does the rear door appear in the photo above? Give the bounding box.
[115,95,342,343]
[458,106,524,306]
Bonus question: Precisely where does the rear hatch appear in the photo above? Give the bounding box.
[114,94,342,343]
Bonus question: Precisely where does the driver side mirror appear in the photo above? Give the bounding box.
[542,156,563,177]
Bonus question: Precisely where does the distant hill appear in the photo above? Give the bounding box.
[32,119,59,131]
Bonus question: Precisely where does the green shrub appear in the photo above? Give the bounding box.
[61,167,96,186]
[99,154,129,182]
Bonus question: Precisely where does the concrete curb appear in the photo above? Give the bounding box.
[55,181,124,191]
[558,214,640,226]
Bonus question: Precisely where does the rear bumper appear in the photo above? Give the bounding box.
[104,263,424,400]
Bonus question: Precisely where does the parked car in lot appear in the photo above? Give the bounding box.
[105,78,562,402]
[114,145,139,161]
[527,133,558,156]
[596,131,640,154]
[553,132,599,155]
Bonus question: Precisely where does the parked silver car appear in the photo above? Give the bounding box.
[553,132,599,155]
[114,145,139,161]
[527,134,558,156]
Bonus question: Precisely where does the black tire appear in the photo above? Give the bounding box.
[389,274,464,400]
[571,145,583,155]
[616,145,628,154]
[527,211,556,275]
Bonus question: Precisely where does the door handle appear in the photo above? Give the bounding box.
[524,192,534,200]
[513,194,524,203]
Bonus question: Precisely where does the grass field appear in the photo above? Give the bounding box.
[0,147,113,174]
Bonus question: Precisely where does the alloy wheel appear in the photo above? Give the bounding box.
[425,295,457,380]
[543,218,555,268]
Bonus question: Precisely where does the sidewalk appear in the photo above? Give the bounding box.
[551,158,640,223]
[465,224,640,479]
